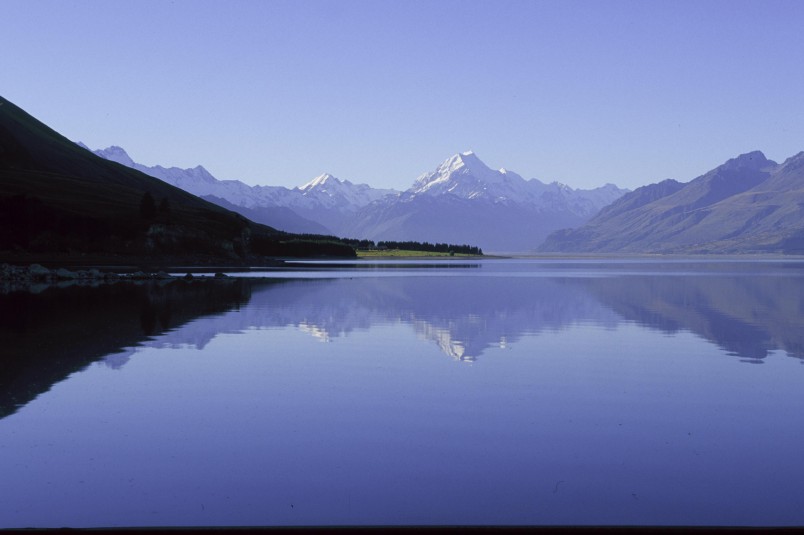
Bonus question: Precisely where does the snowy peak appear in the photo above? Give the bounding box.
[411,151,540,202]
[413,151,501,194]
[297,172,396,209]
[95,145,135,167]
[439,150,493,176]
[404,151,630,219]
[299,173,346,192]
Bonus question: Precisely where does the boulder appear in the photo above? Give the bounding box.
[28,264,52,280]
[54,268,78,280]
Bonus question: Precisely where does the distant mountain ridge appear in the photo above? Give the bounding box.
[343,151,626,251]
[540,150,804,253]
[90,146,628,252]
[90,145,397,235]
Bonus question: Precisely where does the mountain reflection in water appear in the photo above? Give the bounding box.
[3,262,804,419]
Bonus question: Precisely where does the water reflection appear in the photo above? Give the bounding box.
[236,277,618,361]
[4,264,804,420]
[575,275,804,363]
[0,279,255,419]
[151,272,804,364]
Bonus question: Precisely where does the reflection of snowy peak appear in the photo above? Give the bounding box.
[131,277,619,364]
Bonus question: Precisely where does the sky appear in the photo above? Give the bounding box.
[3,0,804,191]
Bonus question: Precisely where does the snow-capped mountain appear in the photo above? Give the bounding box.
[291,173,397,231]
[409,150,623,216]
[343,152,628,251]
[93,145,279,207]
[299,173,394,208]
[86,144,627,251]
[411,151,542,204]
[89,145,396,234]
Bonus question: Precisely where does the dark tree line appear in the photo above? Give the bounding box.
[338,238,483,255]
[378,241,483,255]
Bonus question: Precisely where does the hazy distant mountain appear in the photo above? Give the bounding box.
[91,146,396,235]
[540,150,804,253]
[91,146,627,252]
[344,151,627,252]
[199,195,330,235]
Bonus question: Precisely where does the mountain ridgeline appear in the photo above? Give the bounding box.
[12,91,803,256]
[0,96,356,262]
[540,151,804,254]
[92,146,628,253]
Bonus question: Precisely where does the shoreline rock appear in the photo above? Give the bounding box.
[0,263,186,294]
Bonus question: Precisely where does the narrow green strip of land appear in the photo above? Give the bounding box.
[356,249,481,258]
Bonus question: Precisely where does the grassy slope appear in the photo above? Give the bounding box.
[356,249,480,258]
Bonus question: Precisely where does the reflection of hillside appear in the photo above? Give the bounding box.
[574,275,804,362]
[0,280,257,419]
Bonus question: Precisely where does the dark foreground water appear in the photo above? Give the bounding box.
[2,258,804,527]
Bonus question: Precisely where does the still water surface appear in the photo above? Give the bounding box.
[2,258,804,527]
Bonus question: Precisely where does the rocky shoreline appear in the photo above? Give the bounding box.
[0,263,230,294]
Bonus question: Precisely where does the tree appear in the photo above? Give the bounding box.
[157,197,172,223]
[140,192,156,221]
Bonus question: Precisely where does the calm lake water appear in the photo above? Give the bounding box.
[2,258,804,527]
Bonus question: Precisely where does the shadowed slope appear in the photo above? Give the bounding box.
[0,96,354,261]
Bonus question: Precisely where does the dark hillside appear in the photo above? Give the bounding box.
[0,96,354,262]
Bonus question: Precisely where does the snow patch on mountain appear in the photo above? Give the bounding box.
[297,173,396,209]
[409,151,627,217]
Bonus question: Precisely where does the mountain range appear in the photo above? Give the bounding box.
[90,146,628,252]
[540,150,804,254]
[18,86,804,256]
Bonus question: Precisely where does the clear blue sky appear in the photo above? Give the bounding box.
[3,0,804,190]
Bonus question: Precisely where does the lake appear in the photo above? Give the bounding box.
[2,258,804,527]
